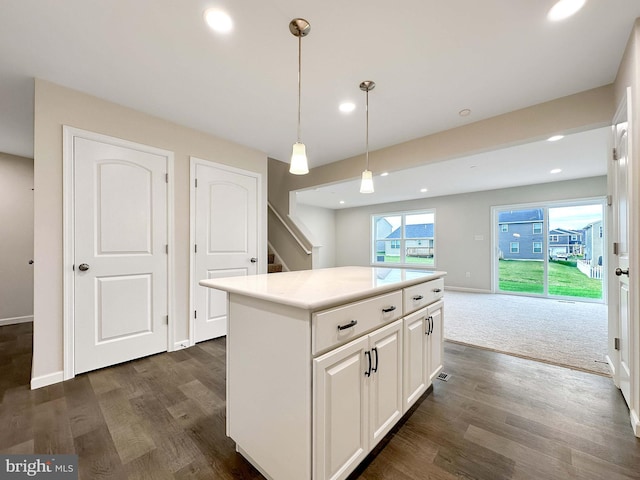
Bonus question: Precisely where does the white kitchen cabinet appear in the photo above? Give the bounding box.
[427,300,444,383]
[199,266,446,480]
[402,298,444,412]
[314,319,403,480]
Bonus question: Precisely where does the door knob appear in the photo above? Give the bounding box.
[250,257,257,263]
[78,263,90,271]
[615,267,629,277]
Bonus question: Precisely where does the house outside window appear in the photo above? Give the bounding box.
[372,210,435,267]
[533,242,542,253]
[550,235,559,242]
[510,242,519,253]
[501,224,508,232]
[533,223,542,234]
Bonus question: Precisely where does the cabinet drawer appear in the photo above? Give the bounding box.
[312,290,403,355]
[403,278,444,314]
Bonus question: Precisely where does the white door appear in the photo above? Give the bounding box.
[368,319,403,449]
[74,137,169,374]
[613,102,631,407]
[192,160,259,342]
[403,309,428,412]
[313,336,369,480]
[428,300,444,383]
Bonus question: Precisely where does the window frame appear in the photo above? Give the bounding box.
[510,242,520,253]
[371,209,436,268]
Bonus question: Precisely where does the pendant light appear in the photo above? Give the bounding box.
[289,18,310,175]
[359,80,375,193]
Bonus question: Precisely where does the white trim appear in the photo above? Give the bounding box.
[31,370,64,390]
[63,126,175,379]
[189,157,265,346]
[444,286,492,294]
[0,315,33,326]
[174,340,190,350]
[631,409,640,437]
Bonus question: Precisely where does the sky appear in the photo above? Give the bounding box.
[548,204,603,230]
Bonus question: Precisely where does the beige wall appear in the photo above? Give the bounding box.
[33,79,267,384]
[0,152,34,322]
[334,177,607,290]
[270,85,615,218]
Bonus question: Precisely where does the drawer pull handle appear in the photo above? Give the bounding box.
[337,319,358,331]
[432,288,442,293]
[426,316,433,335]
[382,306,397,313]
[364,350,372,377]
[413,295,424,301]
[372,347,379,373]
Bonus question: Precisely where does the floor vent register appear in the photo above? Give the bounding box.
[436,372,451,382]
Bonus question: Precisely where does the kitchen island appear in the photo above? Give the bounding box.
[200,266,446,480]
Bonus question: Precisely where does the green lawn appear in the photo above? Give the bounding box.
[499,259,602,299]
[379,255,434,266]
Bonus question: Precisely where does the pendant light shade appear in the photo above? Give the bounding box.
[290,142,308,175]
[359,80,376,193]
[289,18,310,175]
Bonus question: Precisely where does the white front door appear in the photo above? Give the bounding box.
[613,98,631,407]
[192,159,259,342]
[73,136,169,374]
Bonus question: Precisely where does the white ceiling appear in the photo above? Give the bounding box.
[0,1,637,199]
[295,126,610,209]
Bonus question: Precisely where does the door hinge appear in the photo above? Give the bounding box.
[165,244,169,254]
[613,148,618,161]
[194,310,197,319]
[195,178,198,188]
[165,173,169,183]
[614,337,620,351]
[164,315,169,325]
[607,195,612,206]
[194,244,197,253]
[613,242,619,255]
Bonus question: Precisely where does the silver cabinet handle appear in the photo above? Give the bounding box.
[337,320,357,331]
[78,263,90,271]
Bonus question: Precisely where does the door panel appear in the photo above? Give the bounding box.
[614,115,631,407]
[193,161,258,342]
[74,137,168,374]
[403,310,427,411]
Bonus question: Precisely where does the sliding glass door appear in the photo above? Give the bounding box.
[495,200,604,301]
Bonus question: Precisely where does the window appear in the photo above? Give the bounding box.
[372,210,435,267]
[501,224,508,232]
[599,226,603,238]
[532,242,542,253]
[571,234,577,241]
[550,235,559,242]
[533,223,542,234]
[510,242,519,253]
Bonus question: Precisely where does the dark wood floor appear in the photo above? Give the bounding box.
[1,322,639,479]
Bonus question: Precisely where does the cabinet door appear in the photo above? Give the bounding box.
[428,301,444,383]
[368,319,403,449]
[403,309,428,413]
[314,336,369,480]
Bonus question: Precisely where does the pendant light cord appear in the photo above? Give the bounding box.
[297,35,302,143]
[365,88,369,170]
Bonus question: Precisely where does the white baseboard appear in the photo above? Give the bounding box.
[0,315,33,326]
[631,409,640,438]
[444,287,493,294]
[31,370,64,390]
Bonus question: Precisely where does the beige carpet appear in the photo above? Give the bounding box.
[444,290,610,375]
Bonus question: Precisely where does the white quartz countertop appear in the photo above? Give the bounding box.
[199,266,446,311]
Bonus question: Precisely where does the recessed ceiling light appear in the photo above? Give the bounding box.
[380,172,389,177]
[547,0,586,21]
[547,135,564,142]
[204,8,233,33]
[459,108,471,117]
[420,188,428,193]
[339,102,355,113]
[339,200,345,204]
[550,168,562,174]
